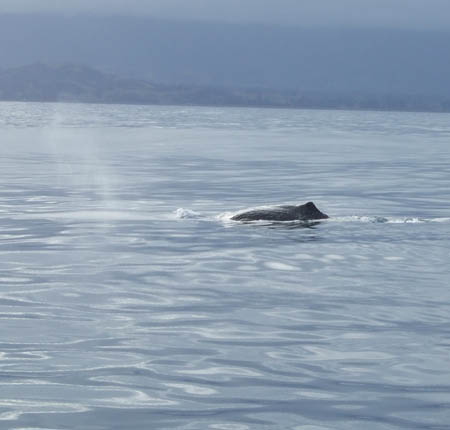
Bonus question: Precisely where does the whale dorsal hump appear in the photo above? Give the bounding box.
[295,201,329,219]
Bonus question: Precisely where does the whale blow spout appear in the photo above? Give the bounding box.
[231,201,329,222]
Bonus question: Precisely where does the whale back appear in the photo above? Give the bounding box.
[231,201,328,222]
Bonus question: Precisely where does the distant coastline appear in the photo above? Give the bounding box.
[1,63,450,114]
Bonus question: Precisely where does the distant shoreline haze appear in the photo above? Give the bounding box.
[0,13,449,108]
[0,63,449,113]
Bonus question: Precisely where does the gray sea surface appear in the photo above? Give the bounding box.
[1,101,450,429]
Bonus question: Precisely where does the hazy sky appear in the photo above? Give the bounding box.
[1,0,450,30]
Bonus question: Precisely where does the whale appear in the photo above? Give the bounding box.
[231,201,329,222]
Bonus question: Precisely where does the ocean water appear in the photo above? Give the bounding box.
[0,101,450,430]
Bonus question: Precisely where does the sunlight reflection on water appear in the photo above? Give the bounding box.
[0,102,450,429]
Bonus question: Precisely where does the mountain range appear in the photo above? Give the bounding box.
[1,63,449,112]
[1,13,450,111]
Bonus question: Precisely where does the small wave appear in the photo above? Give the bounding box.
[332,216,450,224]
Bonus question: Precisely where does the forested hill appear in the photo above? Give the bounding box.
[1,63,450,112]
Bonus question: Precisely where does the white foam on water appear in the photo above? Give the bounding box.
[331,215,450,224]
[215,211,236,222]
[388,217,422,224]
[430,217,450,223]
[173,208,202,219]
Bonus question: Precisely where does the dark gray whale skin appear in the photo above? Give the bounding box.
[231,201,329,222]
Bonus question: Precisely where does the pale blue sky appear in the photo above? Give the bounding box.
[1,0,449,30]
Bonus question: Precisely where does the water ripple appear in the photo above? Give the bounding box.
[1,105,450,429]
